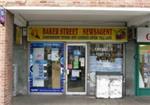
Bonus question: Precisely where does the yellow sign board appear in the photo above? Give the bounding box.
[16,26,22,45]
[28,26,127,42]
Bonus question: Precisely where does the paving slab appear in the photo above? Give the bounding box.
[12,95,150,105]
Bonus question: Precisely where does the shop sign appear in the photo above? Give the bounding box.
[28,26,127,42]
[137,27,150,42]
[0,8,5,26]
[15,26,22,45]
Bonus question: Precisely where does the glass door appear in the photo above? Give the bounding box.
[66,43,87,95]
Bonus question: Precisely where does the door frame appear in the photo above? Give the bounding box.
[65,43,87,95]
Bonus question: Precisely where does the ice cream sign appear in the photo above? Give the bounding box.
[137,28,150,42]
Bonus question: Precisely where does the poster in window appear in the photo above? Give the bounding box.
[73,56,79,69]
[80,57,85,67]
[72,70,80,77]
[51,48,59,61]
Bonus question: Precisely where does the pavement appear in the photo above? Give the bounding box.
[12,95,150,105]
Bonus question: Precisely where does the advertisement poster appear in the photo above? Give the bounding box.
[73,56,79,69]
[51,48,59,61]
[137,28,150,42]
[73,61,79,69]
[72,70,80,77]
[32,63,44,87]
[73,50,81,56]
[47,54,51,60]
[33,48,44,61]
[30,42,64,93]
[68,64,72,69]
[80,58,85,67]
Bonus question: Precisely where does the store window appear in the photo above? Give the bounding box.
[29,43,64,93]
[88,43,123,95]
[139,45,150,88]
[89,43,123,72]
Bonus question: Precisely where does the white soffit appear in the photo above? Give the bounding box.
[5,7,150,26]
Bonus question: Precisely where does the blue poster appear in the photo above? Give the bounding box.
[30,42,64,93]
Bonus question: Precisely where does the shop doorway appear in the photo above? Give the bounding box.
[66,43,87,95]
[29,42,64,94]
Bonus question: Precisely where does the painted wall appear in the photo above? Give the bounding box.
[13,36,28,95]
[125,40,136,96]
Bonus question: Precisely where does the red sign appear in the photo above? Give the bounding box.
[146,33,150,40]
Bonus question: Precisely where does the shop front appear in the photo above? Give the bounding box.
[28,26,127,97]
[136,28,150,96]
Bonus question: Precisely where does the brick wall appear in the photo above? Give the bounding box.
[0,0,150,7]
[0,24,6,105]
[0,11,13,105]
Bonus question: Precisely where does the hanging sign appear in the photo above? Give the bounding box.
[137,27,150,42]
[0,8,5,26]
[28,26,127,42]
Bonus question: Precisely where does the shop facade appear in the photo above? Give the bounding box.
[27,26,127,97]
[1,1,150,105]
[136,28,150,96]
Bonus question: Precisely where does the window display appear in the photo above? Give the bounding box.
[88,43,123,96]
[29,43,64,92]
[139,45,150,88]
[89,43,123,72]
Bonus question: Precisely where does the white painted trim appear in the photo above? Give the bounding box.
[4,6,150,12]
[128,14,150,26]
[5,6,150,26]
[29,21,125,26]
[14,14,27,26]
[66,92,86,95]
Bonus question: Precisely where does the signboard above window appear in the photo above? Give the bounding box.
[137,27,150,42]
[28,26,127,42]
